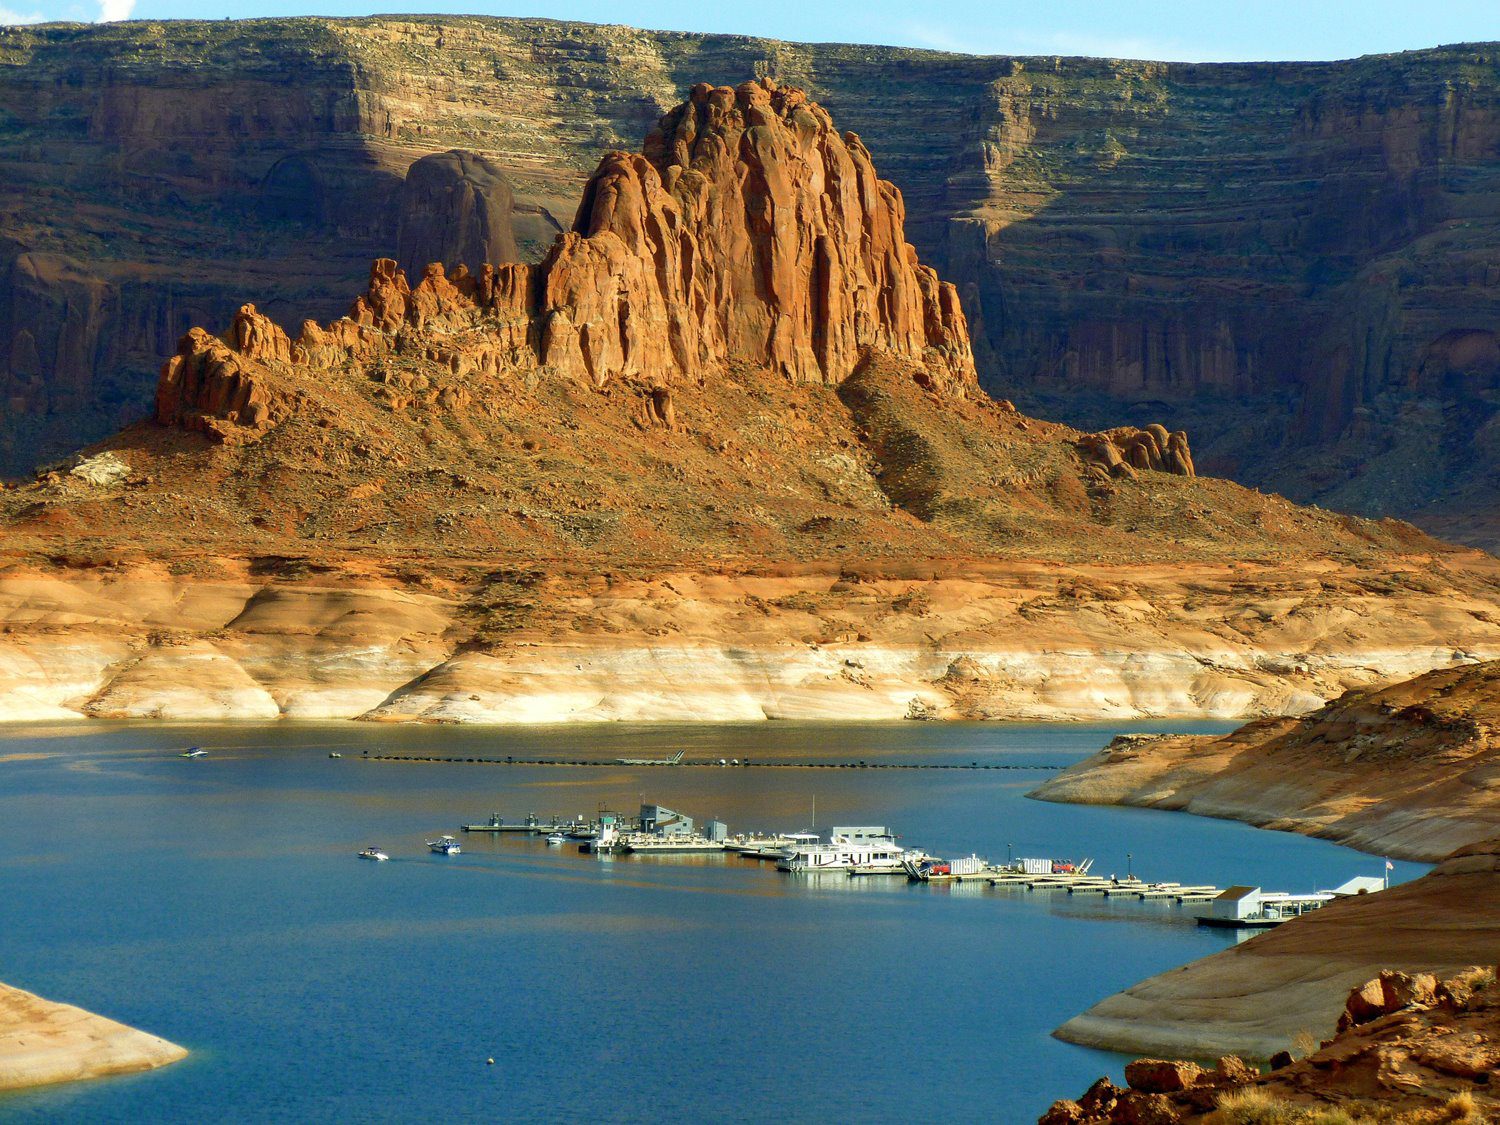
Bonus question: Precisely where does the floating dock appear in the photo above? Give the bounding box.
[460,816,593,835]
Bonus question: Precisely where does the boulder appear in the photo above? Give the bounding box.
[1341,976,1391,1028]
[68,451,129,487]
[1379,970,1437,1013]
[1037,1099,1085,1125]
[1123,1059,1203,1093]
[1077,1076,1121,1115]
[1213,1056,1258,1084]
[1108,1092,1179,1125]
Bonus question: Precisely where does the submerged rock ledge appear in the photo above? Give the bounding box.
[0,981,186,1092]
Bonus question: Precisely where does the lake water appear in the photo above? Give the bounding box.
[0,721,1426,1123]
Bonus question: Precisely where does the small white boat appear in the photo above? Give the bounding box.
[358,846,388,861]
[427,835,462,855]
[546,833,567,845]
[180,747,206,758]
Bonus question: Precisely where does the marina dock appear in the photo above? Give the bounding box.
[460,815,594,835]
[447,800,1382,928]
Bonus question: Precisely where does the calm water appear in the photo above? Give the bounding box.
[0,721,1426,1123]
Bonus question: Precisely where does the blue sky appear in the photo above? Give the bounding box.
[5,0,1500,63]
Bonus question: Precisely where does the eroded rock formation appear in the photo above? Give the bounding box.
[155,79,976,440]
[1078,425,1196,481]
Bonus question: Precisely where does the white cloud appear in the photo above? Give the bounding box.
[95,0,132,21]
[0,5,45,22]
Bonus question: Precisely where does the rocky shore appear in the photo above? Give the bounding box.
[1052,839,1500,1061]
[0,981,185,1092]
[1044,967,1497,1123]
[1030,659,1500,861]
[1035,660,1500,1068]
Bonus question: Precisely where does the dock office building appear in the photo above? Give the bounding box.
[639,804,694,836]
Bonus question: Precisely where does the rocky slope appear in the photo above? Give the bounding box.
[0,980,186,1091]
[2,20,1500,542]
[1053,839,1500,1062]
[1044,968,1498,1123]
[1031,659,1500,861]
[2,81,1499,723]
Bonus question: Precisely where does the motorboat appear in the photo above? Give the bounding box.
[427,835,462,855]
[180,747,207,758]
[358,846,389,861]
[546,833,567,845]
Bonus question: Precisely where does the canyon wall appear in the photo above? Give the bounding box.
[1,20,1499,539]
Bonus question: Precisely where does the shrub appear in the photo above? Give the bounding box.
[1215,1087,1297,1125]
[1443,1091,1481,1124]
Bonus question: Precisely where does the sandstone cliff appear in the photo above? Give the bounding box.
[3,20,1500,544]
[1031,659,1500,862]
[396,150,520,280]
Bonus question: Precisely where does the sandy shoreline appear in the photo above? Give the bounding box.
[0,981,186,1092]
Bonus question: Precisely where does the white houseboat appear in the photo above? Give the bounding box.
[777,827,909,874]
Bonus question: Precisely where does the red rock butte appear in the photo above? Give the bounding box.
[156,78,976,441]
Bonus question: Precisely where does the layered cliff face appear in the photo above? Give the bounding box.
[3,19,1500,542]
[396,150,520,280]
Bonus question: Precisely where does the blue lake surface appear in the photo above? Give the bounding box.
[0,721,1426,1123]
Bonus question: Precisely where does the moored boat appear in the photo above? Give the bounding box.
[621,834,726,854]
[778,827,910,874]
